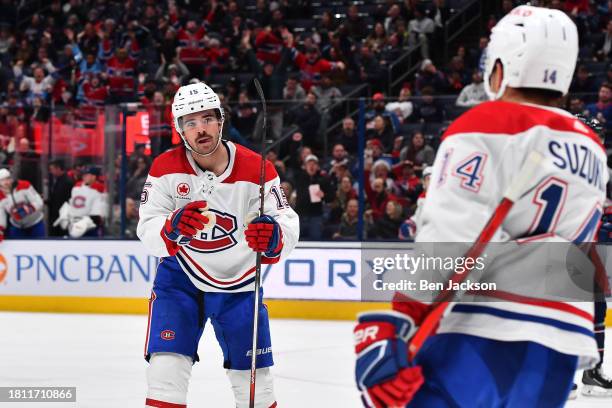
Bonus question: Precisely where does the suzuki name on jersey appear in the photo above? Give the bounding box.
[548,141,605,192]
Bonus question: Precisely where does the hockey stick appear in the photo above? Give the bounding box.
[249,78,267,408]
[407,150,545,360]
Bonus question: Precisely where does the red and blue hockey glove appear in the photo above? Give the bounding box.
[163,201,210,247]
[245,215,283,258]
[354,311,424,408]
[12,203,36,221]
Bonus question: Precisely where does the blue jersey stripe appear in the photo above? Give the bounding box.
[175,253,255,291]
[452,304,594,338]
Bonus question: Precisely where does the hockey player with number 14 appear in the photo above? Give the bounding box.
[137,81,299,407]
[354,5,608,407]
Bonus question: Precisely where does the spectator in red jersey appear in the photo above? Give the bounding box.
[392,161,422,204]
[79,74,108,112]
[177,19,207,75]
[254,26,285,65]
[290,44,345,92]
[105,47,137,103]
[204,37,230,76]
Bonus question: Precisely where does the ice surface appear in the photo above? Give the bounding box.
[0,312,609,407]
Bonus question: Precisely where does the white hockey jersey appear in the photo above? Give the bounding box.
[417,100,608,367]
[0,180,44,228]
[137,141,300,293]
[68,181,107,219]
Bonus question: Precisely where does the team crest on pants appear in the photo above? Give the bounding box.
[160,330,175,341]
[186,209,238,253]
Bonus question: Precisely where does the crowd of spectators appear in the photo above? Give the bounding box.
[0,0,610,241]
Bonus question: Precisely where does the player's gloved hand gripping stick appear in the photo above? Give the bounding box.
[245,215,283,257]
[355,151,545,408]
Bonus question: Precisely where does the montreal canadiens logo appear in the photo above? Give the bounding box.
[177,183,190,196]
[72,196,86,208]
[161,330,175,340]
[187,210,238,253]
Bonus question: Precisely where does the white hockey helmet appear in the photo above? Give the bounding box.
[484,5,578,100]
[0,168,10,180]
[172,81,225,139]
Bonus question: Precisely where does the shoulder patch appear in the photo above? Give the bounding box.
[90,181,105,193]
[15,180,31,191]
[224,144,277,185]
[149,146,196,177]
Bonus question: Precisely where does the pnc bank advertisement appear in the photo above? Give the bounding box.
[0,241,362,301]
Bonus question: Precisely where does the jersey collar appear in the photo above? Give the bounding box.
[185,140,236,183]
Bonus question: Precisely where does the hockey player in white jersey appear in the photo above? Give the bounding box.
[137,81,299,408]
[354,5,608,407]
[0,168,45,240]
[54,167,107,238]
